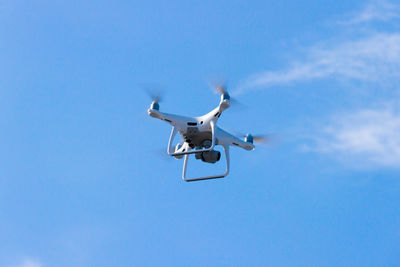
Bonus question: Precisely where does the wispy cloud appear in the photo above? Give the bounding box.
[341,0,400,24]
[235,1,400,95]
[311,104,400,168]
[236,32,400,94]
[236,0,400,168]
[5,259,43,267]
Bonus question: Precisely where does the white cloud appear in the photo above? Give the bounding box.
[312,104,400,167]
[235,32,400,95]
[235,0,400,169]
[235,0,400,95]
[341,0,400,24]
[5,259,43,267]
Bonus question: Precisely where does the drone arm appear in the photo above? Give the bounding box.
[201,98,230,125]
[215,127,255,151]
[231,138,255,151]
[148,109,169,124]
[148,109,177,125]
[182,144,230,182]
[218,98,230,113]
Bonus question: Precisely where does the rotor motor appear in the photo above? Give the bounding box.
[150,101,159,110]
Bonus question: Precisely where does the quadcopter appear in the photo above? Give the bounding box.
[147,85,266,182]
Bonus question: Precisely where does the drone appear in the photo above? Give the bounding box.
[147,85,267,182]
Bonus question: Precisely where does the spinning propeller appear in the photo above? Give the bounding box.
[243,134,271,144]
[227,131,274,145]
[209,79,230,98]
[208,79,245,109]
[214,84,230,99]
[142,84,164,111]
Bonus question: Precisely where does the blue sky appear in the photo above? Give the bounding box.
[1,0,400,266]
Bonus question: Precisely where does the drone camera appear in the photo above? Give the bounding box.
[191,139,221,164]
[200,150,221,164]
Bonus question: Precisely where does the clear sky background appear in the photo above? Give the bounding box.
[1,0,400,266]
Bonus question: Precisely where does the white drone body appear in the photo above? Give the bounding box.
[148,89,256,182]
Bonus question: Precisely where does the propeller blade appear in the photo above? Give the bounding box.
[253,135,270,144]
[207,77,228,95]
[152,148,173,161]
[237,133,277,145]
[229,97,247,110]
[207,78,246,110]
[140,83,164,103]
[215,84,228,95]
